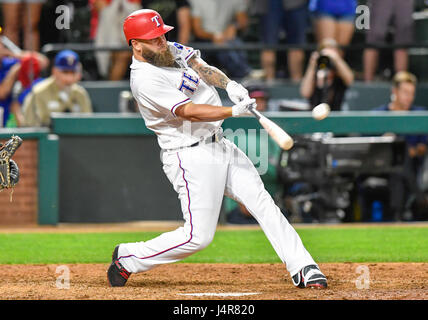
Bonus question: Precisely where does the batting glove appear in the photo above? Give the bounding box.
[232,98,256,117]
[226,81,249,104]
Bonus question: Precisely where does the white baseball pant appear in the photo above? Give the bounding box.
[117,138,317,277]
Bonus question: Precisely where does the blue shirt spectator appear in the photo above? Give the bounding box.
[0,57,20,126]
[372,71,428,160]
[17,78,45,105]
[0,44,49,127]
[373,104,428,148]
[0,57,19,80]
[370,72,428,221]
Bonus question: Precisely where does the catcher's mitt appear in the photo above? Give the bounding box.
[0,135,22,189]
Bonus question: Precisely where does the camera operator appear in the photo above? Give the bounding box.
[300,38,354,111]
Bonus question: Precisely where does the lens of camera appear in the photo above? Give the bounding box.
[317,55,331,69]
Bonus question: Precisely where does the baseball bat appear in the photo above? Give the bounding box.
[0,27,22,55]
[250,108,294,150]
[1,35,22,55]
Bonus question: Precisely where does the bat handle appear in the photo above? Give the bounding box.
[237,96,261,119]
[249,107,262,120]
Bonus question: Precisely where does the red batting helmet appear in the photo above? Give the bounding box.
[123,9,174,44]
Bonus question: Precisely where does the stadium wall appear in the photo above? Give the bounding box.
[1,112,428,225]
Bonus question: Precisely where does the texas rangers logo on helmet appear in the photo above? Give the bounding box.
[151,15,161,27]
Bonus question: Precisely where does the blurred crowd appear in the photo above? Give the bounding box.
[0,0,427,222]
[1,0,426,125]
[0,0,426,81]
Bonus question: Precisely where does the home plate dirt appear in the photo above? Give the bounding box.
[0,263,427,300]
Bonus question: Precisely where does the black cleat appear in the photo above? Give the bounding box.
[107,245,131,287]
[292,264,327,289]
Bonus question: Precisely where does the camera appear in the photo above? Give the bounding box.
[316,54,332,71]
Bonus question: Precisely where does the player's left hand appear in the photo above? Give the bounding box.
[232,98,256,117]
[226,81,249,104]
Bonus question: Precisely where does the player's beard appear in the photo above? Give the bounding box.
[141,46,176,68]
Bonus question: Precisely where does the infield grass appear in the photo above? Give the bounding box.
[0,225,427,264]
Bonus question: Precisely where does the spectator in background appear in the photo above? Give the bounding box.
[300,38,354,111]
[22,50,93,127]
[90,0,142,80]
[142,0,192,44]
[0,47,20,127]
[373,71,428,220]
[10,53,45,127]
[245,83,270,111]
[363,0,415,82]
[258,0,309,83]
[309,0,356,52]
[0,43,48,127]
[189,0,254,79]
[0,0,45,51]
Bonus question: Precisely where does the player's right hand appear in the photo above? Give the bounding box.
[232,98,256,117]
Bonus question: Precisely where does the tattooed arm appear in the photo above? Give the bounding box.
[187,54,250,104]
[187,55,230,89]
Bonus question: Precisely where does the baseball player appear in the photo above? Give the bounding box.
[107,9,327,289]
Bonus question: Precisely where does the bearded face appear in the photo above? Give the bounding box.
[140,46,176,68]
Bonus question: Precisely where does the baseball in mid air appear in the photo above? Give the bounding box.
[312,103,330,120]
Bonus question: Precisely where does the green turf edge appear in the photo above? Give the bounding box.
[0,227,427,264]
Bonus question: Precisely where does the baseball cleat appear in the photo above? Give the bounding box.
[107,245,131,287]
[292,264,327,289]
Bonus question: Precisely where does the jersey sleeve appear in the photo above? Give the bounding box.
[168,42,200,65]
[135,75,191,118]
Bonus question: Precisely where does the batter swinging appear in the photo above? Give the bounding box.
[107,9,327,289]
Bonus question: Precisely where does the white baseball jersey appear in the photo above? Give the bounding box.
[130,42,223,150]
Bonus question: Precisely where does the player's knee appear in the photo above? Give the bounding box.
[189,234,214,251]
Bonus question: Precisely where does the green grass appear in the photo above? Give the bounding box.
[0,226,427,264]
